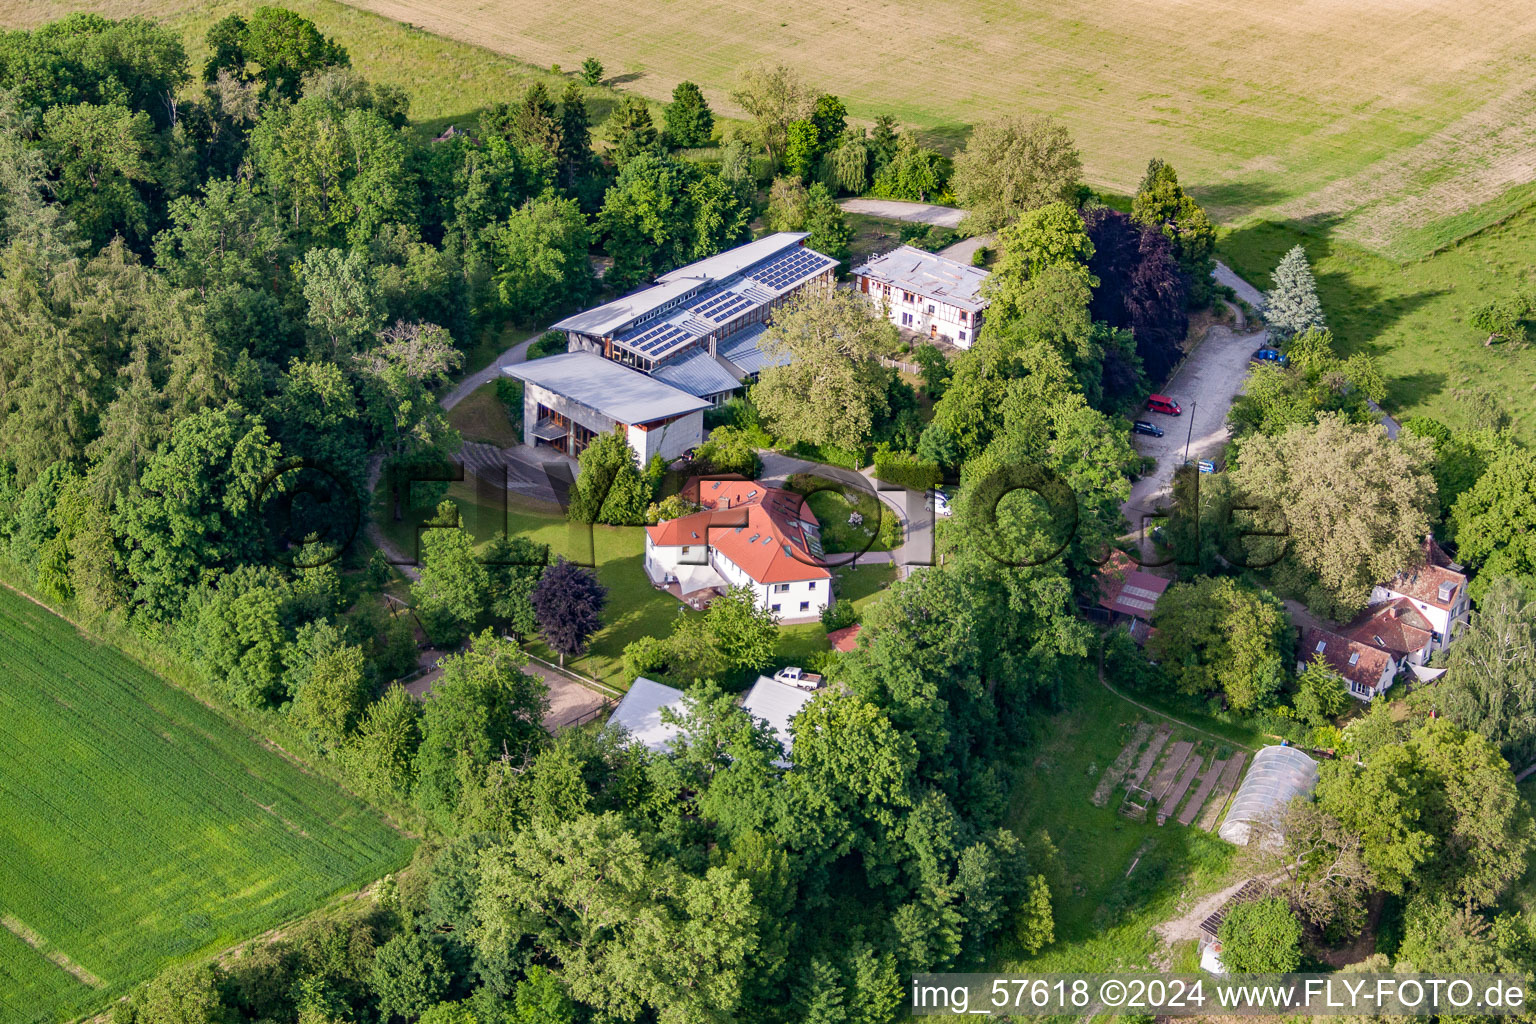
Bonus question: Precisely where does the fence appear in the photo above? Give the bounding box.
[522,650,625,699]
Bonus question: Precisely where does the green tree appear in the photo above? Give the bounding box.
[1148,577,1291,712]
[116,405,281,620]
[826,134,869,195]
[343,682,422,802]
[986,201,1097,318]
[607,94,661,165]
[871,136,944,202]
[483,532,546,640]
[1015,874,1054,954]
[663,80,714,148]
[1266,244,1326,336]
[580,56,603,85]
[556,81,592,188]
[121,961,226,1024]
[473,813,759,1024]
[765,178,851,262]
[598,154,749,291]
[240,6,349,99]
[414,630,549,818]
[291,643,372,749]
[42,101,156,244]
[730,62,812,169]
[511,81,562,160]
[1217,897,1302,972]
[568,431,650,525]
[751,288,896,452]
[914,344,951,399]
[491,193,591,319]
[1293,659,1351,727]
[950,114,1082,232]
[357,321,463,519]
[1439,576,1536,764]
[371,932,450,1022]
[1451,447,1536,598]
[412,499,491,645]
[784,118,820,181]
[1130,159,1215,295]
[704,585,780,676]
[1232,414,1437,619]
[693,425,762,477]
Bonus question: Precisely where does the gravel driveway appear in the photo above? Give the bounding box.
[839,198,966,229]
[1121,324,1269,538]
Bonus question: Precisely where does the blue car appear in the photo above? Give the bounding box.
[1252,348,1289,366]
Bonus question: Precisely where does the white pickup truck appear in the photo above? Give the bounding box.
[773,666,823,690]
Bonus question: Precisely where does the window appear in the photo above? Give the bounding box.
[771,603,781,613]
[799,601,810,611]
[926,304,935,315]
[958,331,966,342]
[681,546,691,555]
[773,583,790,593]
[901,312,913,326]
[959,310,968,323]
[807,581,816,590]
[902,291,915,304]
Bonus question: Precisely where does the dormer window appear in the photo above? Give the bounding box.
[1437,581,1456,602]
[1348,652,1360,666]
[1314,640,1326,653]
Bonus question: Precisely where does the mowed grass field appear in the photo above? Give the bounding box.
[0,586,414,1024]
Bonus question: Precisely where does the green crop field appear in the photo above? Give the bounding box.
[0,586,414,1024]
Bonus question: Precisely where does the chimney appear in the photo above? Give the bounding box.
[721,496,729,510]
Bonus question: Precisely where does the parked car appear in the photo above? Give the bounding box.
[1183,459,1217,474]
[927,489,953,517]
[773,666,824,690]
[1132,420,1164,437]
[1252,348,1289,366]
[1146,394,1182,415]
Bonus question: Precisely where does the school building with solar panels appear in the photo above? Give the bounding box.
[504,232,837,466]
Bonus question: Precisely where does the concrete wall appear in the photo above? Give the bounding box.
[627,413,703,465]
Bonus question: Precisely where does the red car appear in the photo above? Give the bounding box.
[1146,394,1182,415]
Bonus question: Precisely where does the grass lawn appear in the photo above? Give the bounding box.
[846,213,906,267]
[785,473,895,553]
[981,664,1237,985]
[447,381,521,447]
[1219,207,1536,441]
[374,475,900,686]
[0,586,414,1024]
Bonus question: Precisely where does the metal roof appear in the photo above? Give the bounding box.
[651,347,743,398]
[606,677,686,752]
[716,323,790,376]
[550,233,815,338]
[742,675,818,766]
[503,351,709,424]
[854,245,991,312]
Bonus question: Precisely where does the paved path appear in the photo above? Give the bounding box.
[1213,260,1266,310]
[1120,324,1268,540]
[840,198,966,229]
[937,232,993,265]
[442,330,539,410]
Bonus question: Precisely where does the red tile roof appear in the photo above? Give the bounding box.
[827,624,862,652]
[1301,627,1393,692]
[647,479,830,585]
[1379,534,1468,611]
[1345,599,1434,658]
[1095,550,1169,622]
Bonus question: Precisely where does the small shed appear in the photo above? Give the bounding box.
[607,677,687,753]
[741,675,818,767]
[1094,550,1169,644]
[1218,745,1318,846]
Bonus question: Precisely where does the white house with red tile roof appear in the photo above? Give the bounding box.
[1343,598,1436,668]
[644,479,833,621]
[1368,535,1470,653]
[1299,627,1398,702]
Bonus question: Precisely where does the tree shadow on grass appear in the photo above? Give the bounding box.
[1188,180,1287,221]
[1381,371,1448,415]
[1219,212,1445,349]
